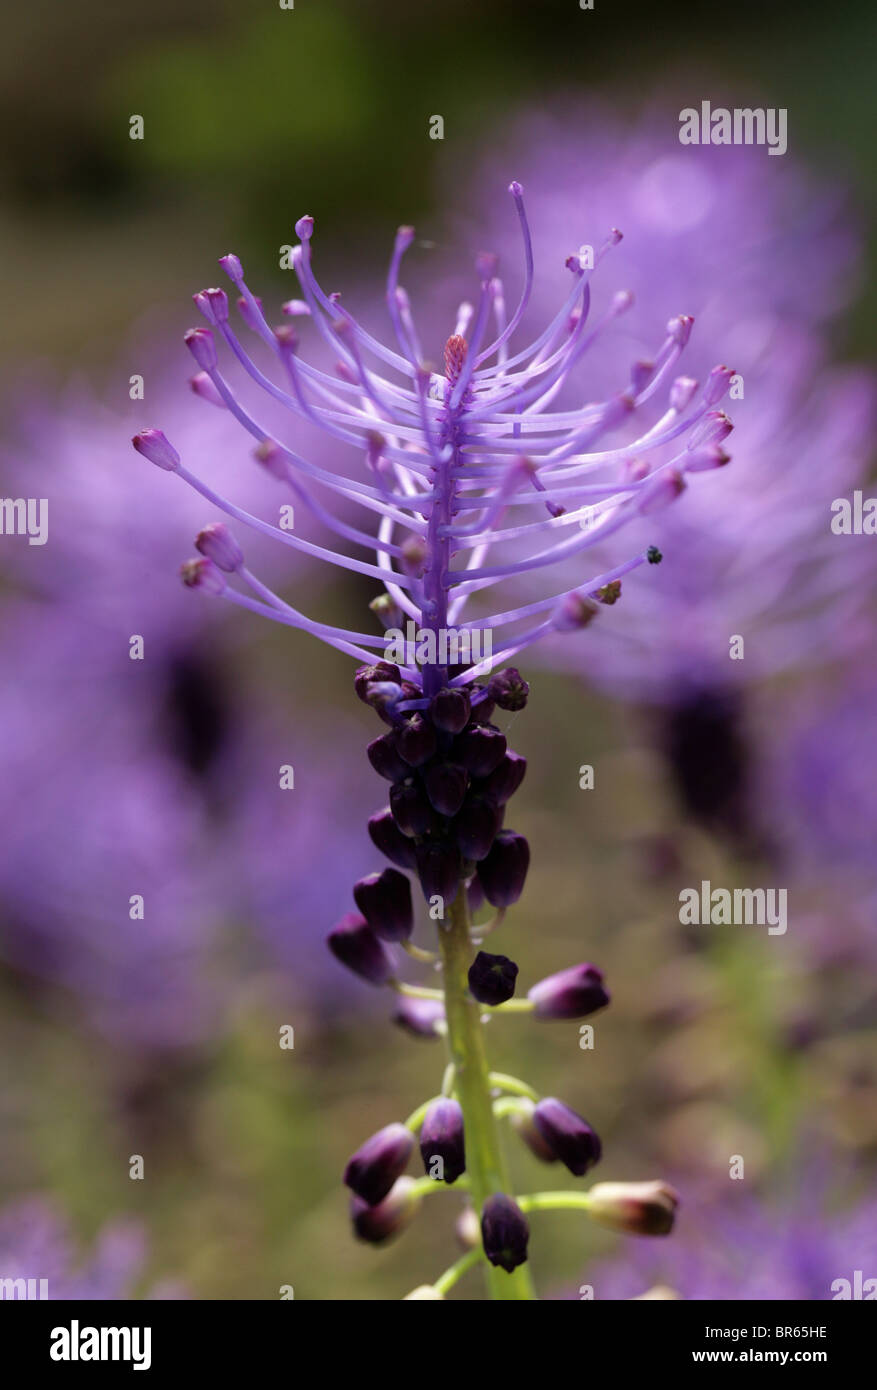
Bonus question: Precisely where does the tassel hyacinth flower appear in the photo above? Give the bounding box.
[132,183,732,1299]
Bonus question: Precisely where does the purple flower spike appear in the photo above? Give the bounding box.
[420,1098,466,1183]
[532,1097,602,1176]
[343,1123,415,1206]
[468,949,519,1005]
[327,912,396,986]
[481,1193,530,1273]
[350,1176,422,1244]
[528,962,610,1020]
[478,830,530,906]
[353,868,413,942]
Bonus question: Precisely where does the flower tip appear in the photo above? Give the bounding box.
[131,428,180,471]
[218,252,243,283]
[667,313,694,346]
[195,522,243,573]
[705,364,735,405]
[184,326,217,371]
[193,287,229,325]
[274,323,298,353]
[508,179,524,198]
[295,214,314,241]
[179,556,226,595]
[189,372,225,408]
[638,468,686,515]
[395,225,416,252]
[282,298,310,317]
[609,226,623,244]
[475,250,499,282]
[670,375,699,411]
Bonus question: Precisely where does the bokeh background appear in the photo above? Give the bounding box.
[1,0,875,1299]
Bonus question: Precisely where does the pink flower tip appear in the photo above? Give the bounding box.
[195,522,243,572]
[193,287,229,325]
[218,253,244,283]
[184,327,217,371]
[180,556,226,594]
[295,215,314,241]
[131,429,180,471]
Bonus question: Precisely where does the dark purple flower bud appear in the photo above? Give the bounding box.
[454,796,503,861]
[392,997,445,1040]
[390,779,434,837]
[195,522,243,572]
[343,1122,415,1206]
[511,1100,559,1164]
[366,732,409,783]
[481,1193,529,1273]
[528,963,610,1020]
[397,713,437,767]
[419,1098,466,1184]
[468,950,518,1006]
[430,687,471,734]
[132,428,180,472]
[487,667,530,711]
[350,1176,421,1244]
[353,868,413,942]
[368,809,417,869]
[532,1098,602,1176]
[354,661,401,703]
[479,751,527,806]
[415,840,462,905]
[327,912,395,986]
[478,831,530,906]
[456,725,507,777]
[423,762,469,817]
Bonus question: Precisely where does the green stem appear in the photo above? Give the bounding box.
[433,1247,481,1297]
[517,1191,593,1214]
[437,889,536,1300]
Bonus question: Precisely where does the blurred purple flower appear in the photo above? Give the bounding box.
[0,1195,187,1299]
[586,1182,877,1301]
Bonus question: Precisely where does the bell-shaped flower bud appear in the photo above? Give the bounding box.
[454,796,503,862]
[423,762,469,817]
[367,732,409,783]
[481,1193,530,1273]
[456,725,507,777]
[354,661,401,703]
[532,1098,602,1176]
[368,808,417,869]
[419,1098,466,1184]
[430,686,471,733]
[479,751,527,806]
[478,831,530,906]
[415,840,462,905]
[487,667,529,711]
[510,1099,559,1164]
[468,950,519,1006]
[327,912,395,986]
[397,713,437,767]
[390,779,434,838]
[353,868,413,943]
[528,963,610,1020]
[343,1123,415,1206]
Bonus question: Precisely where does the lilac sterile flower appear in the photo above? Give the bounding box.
[533,1098,602,1176]
[132,186,732,704]
[528,963,610,1020]
[481,1193,530,1273]
[420,1098,466,1183]
[343,1122,416,1206]
[468,950,519,1005]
